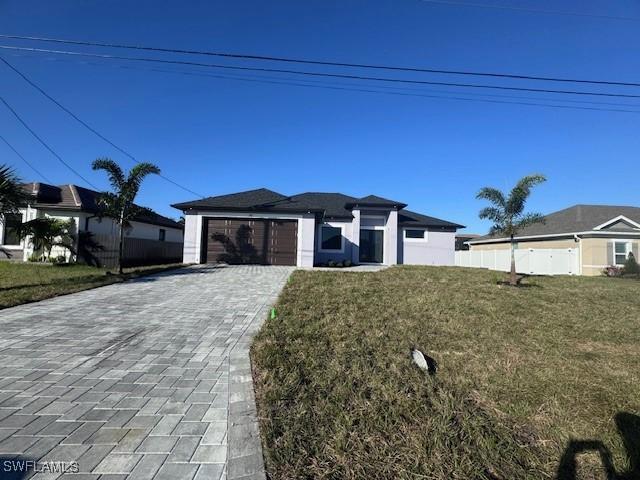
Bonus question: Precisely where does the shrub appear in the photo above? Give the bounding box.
[623,252,640,276]
[327,260,336,267]
[603,266,624,277]
[344,260,352,267]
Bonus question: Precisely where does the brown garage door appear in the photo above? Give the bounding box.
[204,218,297,265]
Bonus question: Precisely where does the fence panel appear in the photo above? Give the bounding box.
[455,248,579,275]
[80,233,183,268]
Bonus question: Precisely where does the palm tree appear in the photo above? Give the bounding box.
[477,174,547,286]
[0,164,29,259]
[17,217,75,262]
[91,158,160,273]
[0,164,28,217]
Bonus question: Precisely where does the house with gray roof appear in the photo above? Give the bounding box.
[172,188,463,267]
[467,204,640,275]
[1,182,183,266]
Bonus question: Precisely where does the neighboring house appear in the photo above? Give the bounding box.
[172,188,463,267]
[0,182,184,266]
[467,204,640,276]
[455,234,480,251]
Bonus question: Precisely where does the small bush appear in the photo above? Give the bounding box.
[623,252,640,276]
[603,266,624,277]
[344,260,352,267]
[327,260,336,267]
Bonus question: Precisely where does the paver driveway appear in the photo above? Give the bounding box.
[0,265,294,480]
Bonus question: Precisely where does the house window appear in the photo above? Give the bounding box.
[405,229,426,240]
[320,226,342,251]
[614,241,631,266]
[2,213,22,246]
[159,229,166,241]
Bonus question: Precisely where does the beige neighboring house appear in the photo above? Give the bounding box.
[1,182,184,266]
[467,204,640,276]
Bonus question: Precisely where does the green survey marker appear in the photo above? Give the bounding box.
[270,308,277,319]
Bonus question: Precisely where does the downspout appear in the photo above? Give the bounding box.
[573,234,582,276]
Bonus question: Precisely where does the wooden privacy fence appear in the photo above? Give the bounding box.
[81,234,183,268]
[455,248,580,276]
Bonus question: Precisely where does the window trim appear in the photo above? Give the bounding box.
[613,240,632,266]
[403,228,428,242]
[318,224,345,253]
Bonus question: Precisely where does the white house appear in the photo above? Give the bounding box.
[1,182,183,266]
[172,188,463,267]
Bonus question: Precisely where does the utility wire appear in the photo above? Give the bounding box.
[30,52,640,109]
[0,56,205,198]
[2,33,640,87]
[6,51,640,115]
[419,0,640,22]
[0,95,98,188]
[2,45,640,100]
[0,133,53,182]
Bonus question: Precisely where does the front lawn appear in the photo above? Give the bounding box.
[0,262,183,309]
[252,267,640,480]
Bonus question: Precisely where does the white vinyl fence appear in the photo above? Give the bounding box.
[455,248,580,275]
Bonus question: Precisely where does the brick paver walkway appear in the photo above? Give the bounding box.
[0,265,293,480]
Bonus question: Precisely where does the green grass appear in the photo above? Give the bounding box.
[0,262,184,309]
[251,266,640,480]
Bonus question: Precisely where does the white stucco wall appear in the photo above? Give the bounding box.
[385,210,398,265]
[297,216,316,267]
[315,220,353,264]
[86,217,182,242]
[182,213,202,264]
[399,228,456,266]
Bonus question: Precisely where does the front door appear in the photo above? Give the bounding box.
[359,229,384,263]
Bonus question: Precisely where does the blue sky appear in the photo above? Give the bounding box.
[1,1,639,233]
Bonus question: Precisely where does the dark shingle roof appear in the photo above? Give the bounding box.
[23,182,182,229]
[398,209,465,229]
[346,194,407,209]
[172,188,288,211]
[470,204,640,242]
[173,188,462,227]
[287,192,356,219]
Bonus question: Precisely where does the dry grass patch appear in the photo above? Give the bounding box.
[252,266,640,480]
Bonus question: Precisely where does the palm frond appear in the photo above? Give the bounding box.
[515,212,546,231]
[126,162,160,195]
[0,164,29,215]
[92,158,125,190]
[478,207,504,224]
[506,174,546,215]
[476,187,506,207]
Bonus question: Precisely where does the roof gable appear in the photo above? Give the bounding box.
[593,215,640,231]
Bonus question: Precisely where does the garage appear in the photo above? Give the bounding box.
[203,217,298,265]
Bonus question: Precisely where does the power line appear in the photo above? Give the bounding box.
[6,50,640,115]
[419,0,640,22]
[2,45,640,100]
[0,55,205,198]
[2,33,640,88]
[31,52,640,109]
[0,95,98,188]
[0,133,53,182]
